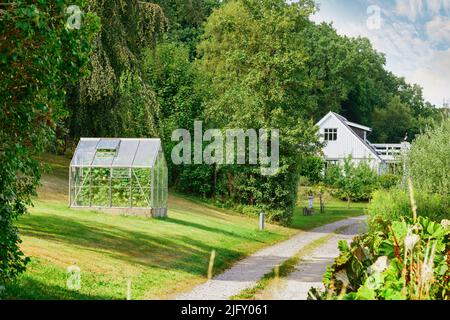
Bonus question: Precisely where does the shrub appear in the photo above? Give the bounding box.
[298,156,325,184]
[323,164,341,187]
[298,176,312,187]
[368,189,450,231]
[378,173,400,190]
[328,158,379,205]
[406,119,450,196]
[235,204,284,223]
[176,165,215,198]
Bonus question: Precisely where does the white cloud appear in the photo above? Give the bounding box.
[312,1,450,106]
[411,49,450,105]
[426,15,450,45]
[427,0,450,14]
[395,0,425,21]
[395,0,450,20]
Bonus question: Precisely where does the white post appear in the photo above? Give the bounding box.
[259,211,265,231]
[308,196,314,210]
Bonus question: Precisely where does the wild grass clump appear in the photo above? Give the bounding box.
[368,189,450,231]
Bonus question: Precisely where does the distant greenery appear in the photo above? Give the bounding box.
[371,96,414,143]
[0,1,99,284]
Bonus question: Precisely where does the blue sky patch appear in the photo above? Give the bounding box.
[309,0,450,106]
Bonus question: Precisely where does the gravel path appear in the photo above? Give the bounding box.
[175,216,366,300]
[270,220,367,300]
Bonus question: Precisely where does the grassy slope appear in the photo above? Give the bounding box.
[3,154,295,300]
[2,154,366,300]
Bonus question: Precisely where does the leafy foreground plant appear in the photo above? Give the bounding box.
[309,215,449,300]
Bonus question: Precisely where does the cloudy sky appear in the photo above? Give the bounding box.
[309,0,450,106]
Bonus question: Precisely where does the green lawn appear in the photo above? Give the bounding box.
[3,197,295,300]
[1,154,366,300]
[2,155,295,300]
[291,199,367,230]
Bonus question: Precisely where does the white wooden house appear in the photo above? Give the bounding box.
[316,112,410,174]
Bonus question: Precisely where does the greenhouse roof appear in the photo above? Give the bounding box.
[70,138,163,168]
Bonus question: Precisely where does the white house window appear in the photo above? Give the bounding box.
[324,128,337,141]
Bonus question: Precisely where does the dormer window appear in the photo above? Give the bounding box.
[324,128,337,141]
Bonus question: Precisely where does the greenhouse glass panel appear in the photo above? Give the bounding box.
[69,138,168,217]
[133,139,160,167]
[71,139,98,167]
[112,140,139,167]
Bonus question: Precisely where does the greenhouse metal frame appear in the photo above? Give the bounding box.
[69,138,168,217]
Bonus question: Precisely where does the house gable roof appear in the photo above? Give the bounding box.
[316,112,382,161]
[346,121,372,132]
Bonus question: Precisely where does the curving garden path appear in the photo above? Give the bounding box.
[269,221,367,300]
[175,216,367,300]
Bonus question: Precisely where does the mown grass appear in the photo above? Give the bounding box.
[4,199,294,300]
[2,155,295,300]
[291,201,366,230]
[292,187,368,230]
[1,154,365,300]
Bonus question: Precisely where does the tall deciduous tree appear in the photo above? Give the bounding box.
[371,96,414,143]
[143,43,205,185]
[153,0,222,54]
[197,0,321,224]
[68,0,167,140]
[0,1,99,283]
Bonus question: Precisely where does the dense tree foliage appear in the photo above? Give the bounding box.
[68,0,167,141]
[0,1,99,284]
[153,0,222,55]
[196,0,322,223]
[370,80,439,143]
[130,0,439,223]
[143,42,205,184]
[371,96,413,143]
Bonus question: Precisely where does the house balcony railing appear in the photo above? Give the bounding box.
[371,142,411,162]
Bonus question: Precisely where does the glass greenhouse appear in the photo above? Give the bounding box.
[69,138,168,217]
